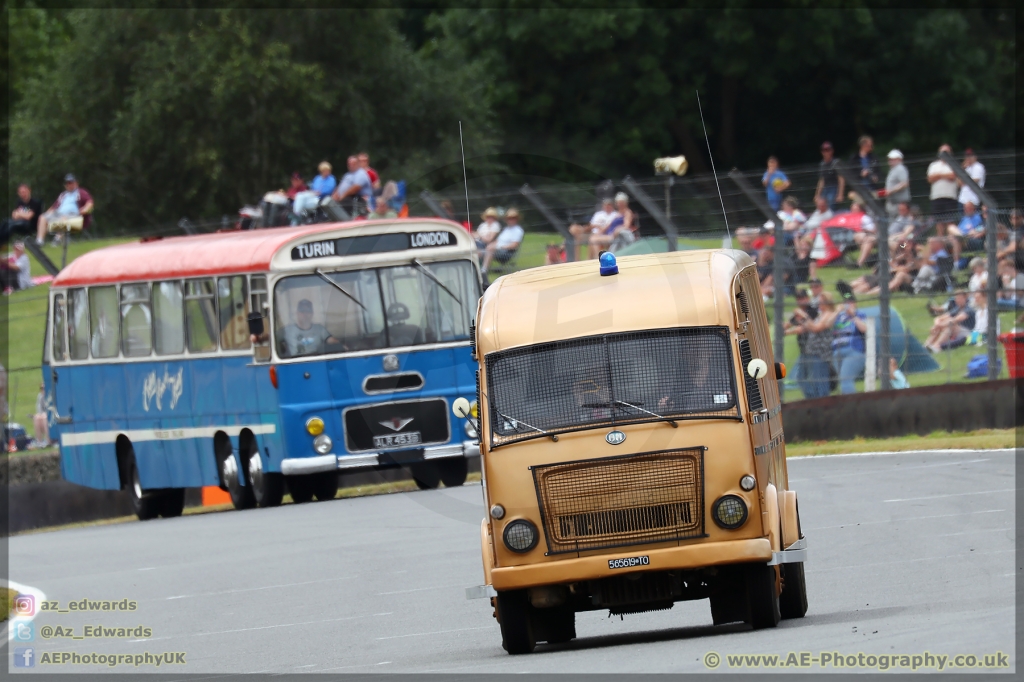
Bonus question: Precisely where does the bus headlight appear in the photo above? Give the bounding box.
[712,495,748,529]
[313,434,333,455]
[306,417,325,436]
[502,519,538,553]
[464,420,478,439]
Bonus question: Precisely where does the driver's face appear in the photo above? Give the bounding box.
[296,309,314,329]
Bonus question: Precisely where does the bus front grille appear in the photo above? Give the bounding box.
[532,448,705,554]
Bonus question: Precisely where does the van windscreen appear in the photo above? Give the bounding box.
[484,327,740,447]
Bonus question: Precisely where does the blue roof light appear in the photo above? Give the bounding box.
[599,251,618,276]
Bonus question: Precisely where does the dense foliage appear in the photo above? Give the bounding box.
[8,4,1015,230]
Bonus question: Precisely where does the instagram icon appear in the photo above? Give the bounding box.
[14,595,35,616]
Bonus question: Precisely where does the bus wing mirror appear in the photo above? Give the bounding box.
[248,312,265,337]
[747,358,768,380]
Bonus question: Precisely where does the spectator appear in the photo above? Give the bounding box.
[333,155,374,209]
[889,357,910,389]
[285,172,308,200]
[32,383,50,447]
[887,201,916,250]
[1,241,32,294]
[968,291,994,346]
[756,246,776,300]
[803,196,834,237]
[358,152,382,192]
[785,289,818,398]
[846,196,877,268]
[790,237,815,284]
[927,144,960,237]
[776,196,806,246]
[924,290,974,352]
[967,257,988,292]
[473,208,503,256]
[734,226,761,257]
[849,240,916,296]
[607,192,639,253]
[36,174,93,245]
[814,141,844,209]
[958,148,986,208]
[830,293,868,394]
[568,197,619,260]
[948,200,984,262]
[1,183,43,245]
[997,258,1023,309]
[311,161,337,197]
[761,156,790,211]
[851,135,880,192]
[912,236,952,294]
[883,149,910,218]
[797,292,837,398]
[808,277,825,307]
[482,207,524,275]
[368,200,397,220]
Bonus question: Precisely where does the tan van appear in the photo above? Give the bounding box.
[459,249,807,654]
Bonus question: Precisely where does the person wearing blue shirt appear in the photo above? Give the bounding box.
[831,295,868,394]
[949,200,985,262]
[333,155,374,208]
[310,161,337,197]
[762,156,790,211]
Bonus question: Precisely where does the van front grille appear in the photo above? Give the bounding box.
[532,448,705,554]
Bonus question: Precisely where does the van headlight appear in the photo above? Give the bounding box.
[313,434,333,455]
[502,519,539,553]
[712,495,748,529]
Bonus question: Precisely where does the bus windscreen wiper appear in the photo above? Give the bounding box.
[411,259,461,306]
[315,269,367,310]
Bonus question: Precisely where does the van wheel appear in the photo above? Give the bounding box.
[533,606,575,644]
[126,456,161,521]
[220,447,255,510]
[745,563,781,629]
[158,489,186,518]
[496,590,536,654]
[313,472,339,501]
[287,475,315,503]
[709,566,747,625]
[438,458,468,487]
[245,443,284,508]
[410,462,440,490]
[779,562,808,619]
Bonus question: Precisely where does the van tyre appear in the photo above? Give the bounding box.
[287,475,315,503]
[245,444,284,508]
[533,606,575,644]
[410,462,440,490]
[312,472,339,501]
[496,590,536,654]
[709,566,747,625]
[157,489,186,518]
[745,563,781,629]
[438,457,468,487]
[779,562,808,619]
[126,457,161,521]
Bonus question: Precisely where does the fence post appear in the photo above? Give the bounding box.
[836,164,891,391]
[419,190,455,221]
[727,169,785,401]
[621,176,678,252]
[940,151,1000,381]
[864,317,877,392]
[519,184,576,262]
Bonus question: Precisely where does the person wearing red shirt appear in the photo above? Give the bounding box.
[37,174,93,245]
[358,152,381,191]
[285,172,308,200]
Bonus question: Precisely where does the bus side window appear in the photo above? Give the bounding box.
[68,288,90,360]
[154,281,185,355]
[52,293,68,362]
[250,274,269,324]
[185,279,218,353]
[120,283,153,357]
[89,286,120,359]
[218,275,250,350]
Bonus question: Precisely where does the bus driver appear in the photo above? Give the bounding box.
[279,299,341,357]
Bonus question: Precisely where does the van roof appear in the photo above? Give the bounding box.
[476,249,753,355]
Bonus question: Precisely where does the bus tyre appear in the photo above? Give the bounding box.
[745,563,781,630]
[438,457,469,488]
[246,446,284,508]
[496,590,536,654]
[127,458,161,521]
[410,462,440,490]
[287,475,315,503]
[779,562,808,619]
[220,450,255,510]
[313,472,339,501]
[158,489,186,518]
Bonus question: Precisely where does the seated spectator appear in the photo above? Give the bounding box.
[968,291,994,346]
[1,241,32,294]
[849,240,917,296]
[37,174,93,245]
[1,183,42,245]
[967,257,988,292]
[801,196,833,246]
[474,208,502,256]
[368,200,397,220]
[776,196,806,246]
[887,201,916,250]
[333,156,374,210]
[568,198,619,260]
[285,172,308,200]
[846,196,877,268]
[947,200,984,262]
[358,152,382,192]
[924,290,974,352]
[889,357,910,389]
[482,208,524,275]
[589,193,638,257]
[997,258,1023,309]
[311,161,337,197]
[913,236,951,294]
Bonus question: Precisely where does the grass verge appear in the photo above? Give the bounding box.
[2,587,19,622]
[786,427,1018,457]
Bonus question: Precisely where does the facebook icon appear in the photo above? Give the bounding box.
[14,647,35,668]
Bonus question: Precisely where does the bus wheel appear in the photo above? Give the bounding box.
[496,590,536,654]
[246,444,284,508]
[287,475,315,503]
[438,458,469,488]
[745,563,781,630]
[126,457,161,521]
[219,446,255,510]
[779,562,808,619]
[312,472,339,501]
[410,462,440,490]
[158,489,186,518]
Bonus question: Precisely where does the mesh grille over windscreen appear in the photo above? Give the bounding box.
[484,327,739,447]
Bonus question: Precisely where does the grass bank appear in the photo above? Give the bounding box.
[786,427,1018,457]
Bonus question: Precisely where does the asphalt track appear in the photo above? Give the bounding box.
[6,449,1017,674]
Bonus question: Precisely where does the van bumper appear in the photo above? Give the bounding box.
[489,538,773,592]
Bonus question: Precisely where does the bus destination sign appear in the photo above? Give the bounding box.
[291,231,457,260]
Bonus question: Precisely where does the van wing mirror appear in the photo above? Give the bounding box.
[747,358,768,380]
[248,312,265,337]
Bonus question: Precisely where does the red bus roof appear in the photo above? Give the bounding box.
[52,219,463,287]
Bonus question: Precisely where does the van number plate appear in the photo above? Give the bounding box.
[373,432,422,448]
[608,556,650,570]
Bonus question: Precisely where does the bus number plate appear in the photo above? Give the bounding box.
[373,432,422,449]
[608,556,649,570]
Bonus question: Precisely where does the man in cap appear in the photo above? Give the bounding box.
[482,207,524,274]
[277,299,340,357]
[814,141,844,209]
[36,174,93,245]
[957,148,986,208]
[884,149,910,219]
[807,277,825,308]
[473,207,502,256]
